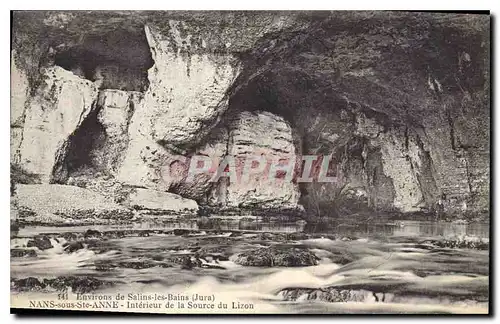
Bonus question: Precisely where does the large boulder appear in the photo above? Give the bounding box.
[233,246,319,267]
[126,188,198,214]
[27,236,53,250]
[209,111,302,211]
[117,110,303,212]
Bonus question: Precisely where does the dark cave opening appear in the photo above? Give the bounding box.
[53,29,154,92]
[60,107,107,180]
[54,48,99,81]
[226,68,383,219]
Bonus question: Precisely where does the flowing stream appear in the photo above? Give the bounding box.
[11,219,489,314]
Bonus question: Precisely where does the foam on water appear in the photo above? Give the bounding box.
[11,221,490,314]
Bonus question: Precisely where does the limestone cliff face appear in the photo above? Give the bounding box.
[14,66,98,183]
[228,12,490,220]
[10,11,490,221]
[209,111,301,211]
[91,90,143,173]
[10,53,30,164]
[143,24,241,148]
[112,22,241,192]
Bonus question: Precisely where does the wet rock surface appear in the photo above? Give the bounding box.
[11,276,113,293]
[173,229,192,236]
[43,276,114,293]
[11,277,46,291]
[423,237,489,250]
[84,229,103,239]
[116,261,157,270]
[26,236,53,250]
[11,249,37,257]
[278,280,489,304]
[233,245,319,267]
[279,288,378,303]
[63,241,85,253]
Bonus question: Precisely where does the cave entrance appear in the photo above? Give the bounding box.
[51,106,108,183]
[53,29,154,92]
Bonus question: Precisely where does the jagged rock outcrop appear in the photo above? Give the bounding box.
[15,66,99,183]
[142,24,241,148]
[111,22,299,210]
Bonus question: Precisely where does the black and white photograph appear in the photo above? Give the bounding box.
[9,10,491,315]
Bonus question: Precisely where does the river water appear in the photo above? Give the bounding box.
[11,219,490,314]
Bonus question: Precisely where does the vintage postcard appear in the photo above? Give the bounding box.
[10,10,490,315]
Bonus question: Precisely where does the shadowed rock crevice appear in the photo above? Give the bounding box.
[53,30,154,92]
[52,105,107,183]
